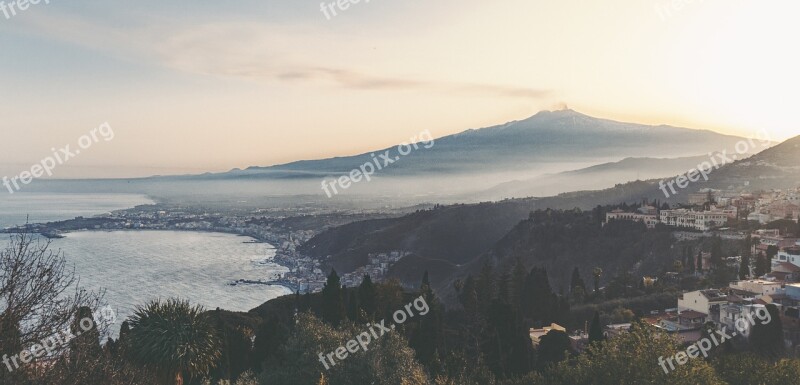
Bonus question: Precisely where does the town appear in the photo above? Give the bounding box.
[530,186,800,355]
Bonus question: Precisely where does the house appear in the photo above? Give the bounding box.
[771,262,800,282]
[529,323,566,346]
[719,302,766,338]
[784,284,800,301]
[749,212,773,224]
[678,289,727,316]
[774,246,800,270]
[677,310,707,329]
[729,280,785,297]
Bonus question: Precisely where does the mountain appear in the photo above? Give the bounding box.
[175,109,759,181]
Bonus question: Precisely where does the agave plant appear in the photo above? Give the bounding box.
[127,298,222,385]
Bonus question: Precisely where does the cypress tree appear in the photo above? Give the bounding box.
[750,304,784,360]
[588,311,605,344]
[358,274,376,320]
[321,269,346,326]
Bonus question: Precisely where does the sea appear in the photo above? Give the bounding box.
[0,193,292,336]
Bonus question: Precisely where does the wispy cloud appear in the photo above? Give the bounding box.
[11,13,550,100]
[241,66,551,99]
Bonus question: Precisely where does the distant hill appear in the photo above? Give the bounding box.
[476,155,716,200]
[692,135,800,192]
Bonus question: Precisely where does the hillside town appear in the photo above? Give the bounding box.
[606,187,800,231]
[547,187,800,354]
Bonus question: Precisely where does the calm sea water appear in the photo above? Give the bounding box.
[0,192,153,229]
[52,231,291,331]
[0,193,292,335]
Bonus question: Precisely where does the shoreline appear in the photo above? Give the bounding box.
[6,227,297,295]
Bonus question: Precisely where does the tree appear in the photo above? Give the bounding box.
[537,330,571,370]
[588,311,604,344]
[755,253,769,278]
[321,270,346,326]
[697,251,704,273]
[476,262,496,313]
[0,231,104,384]
[592,267,603,293]
[545,320,725,384]
[767,245,779,260]
[569,267,586,295]
[411,271,442,368]
[739,254,751,280]
[750,304,784,360]
[710,237,723,268]
[511,259,527,311]
[127,298,222,385]
[524,267,555,324]
[358,275,376,320]
[262,313,429,385]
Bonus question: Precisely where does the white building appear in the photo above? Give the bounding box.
[774,245,800,270]
[678,289,728,316]
[719,302,766,338]
[729,280,785,296]
[660,209,728,231]
[605,210,659,229]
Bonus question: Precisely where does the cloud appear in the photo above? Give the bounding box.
[10,13,551,99]
[249,67,551,99]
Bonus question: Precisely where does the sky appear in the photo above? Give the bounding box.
[0,0,798,178]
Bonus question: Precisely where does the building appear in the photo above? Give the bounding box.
[729,280,785,297]
[660,209,728,231]
[766,201,800,221]
[689,189,718,206]
[530,323,566,346]
[678,289,728,316]
[605,209,659,229]
[774,246,800,270]
[719,302,765,338]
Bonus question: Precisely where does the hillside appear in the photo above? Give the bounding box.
[299,135,800,304]
[476,155,715,200]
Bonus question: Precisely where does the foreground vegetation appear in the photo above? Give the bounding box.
[2,212,800,385]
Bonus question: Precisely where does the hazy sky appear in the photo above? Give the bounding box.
[0,0,797,178]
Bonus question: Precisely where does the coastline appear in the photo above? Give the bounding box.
[5,227,297,295]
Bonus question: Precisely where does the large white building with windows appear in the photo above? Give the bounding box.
[659,209,728,231]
